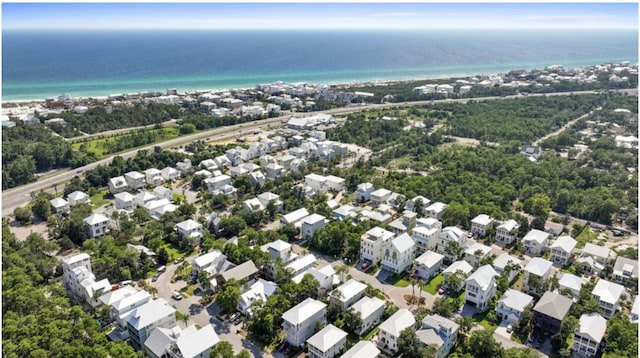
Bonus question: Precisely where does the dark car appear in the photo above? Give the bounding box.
[151,274,160,282]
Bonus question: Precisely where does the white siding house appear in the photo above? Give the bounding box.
[550,235,577,265]
[282,298,327,347]
[378,309,415,354]
[381,233,415,274]
[306,324,347,358]
[464,265,499,310]
[495,219,519,246]
[360,227,395,265]
[522,229,549,256]
[348,296,385,335]
[413,251,445,282]
[84,213,110,238]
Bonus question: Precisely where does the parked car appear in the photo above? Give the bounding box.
[361,262,369,271]
[152,274,160,282]
[172,291,182,300]
[506,324,513,333]
[230,312,241,322]
[174,257,185,264]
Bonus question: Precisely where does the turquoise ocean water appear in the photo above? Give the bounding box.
[2,30,638,101]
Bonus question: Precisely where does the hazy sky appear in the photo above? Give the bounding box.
[2,2,638,30]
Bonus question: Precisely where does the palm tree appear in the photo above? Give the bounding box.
[182,313,190,326]
[336,263,350,283]
[148,286,158,299]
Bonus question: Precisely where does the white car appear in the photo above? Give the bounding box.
[172,291,182,300]
[506,324,513,333]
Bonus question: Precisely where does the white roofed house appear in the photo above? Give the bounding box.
[67,190,90,206]
[340,341,380,358]
[425,202,447,220]
[330,279,367,310]
[572,313,607,357]
[522,229,549,256]
[463,243,492,269]
[550,235,577,266]
[205,175,232,194]
[109,176,129,194]
[592,279,625,318]
[464,265,499,310]
[199,159,218,171]
[378,309,416,354]
[238,279,278,315]
[135,191,157,207]
[355,182,375,203]
[405,195,431,215]
[413,250,445,282]
[470,214,494,237]
[50,197,70,215]
[325,175,345,192]
[292,264,337,295]
[496,289,534,325]
[110,290,152,329]
[114,192,136,211]
[381,233,415,274]
[145,324,219,358]
[144,168,164,187]
[19,113,40,125]
[495,219,520,246]
[557,272,586,299]
[388,210,418,235]
[360,227,395,266]
[631,296,639,323]
[124,171,146,190]
[437,226,467,262]
[411,224,440,255]
[152,186,173,202]
[285,254,317,277]
[126,298,177,350]
[522,257,553,297]
[280,207,310,227]
[492,253,522,283]
[248,171,266,188]
[576,243,612,276]
[612,256,638,284]
[175,219,203,247]
[160,167,180,182]
[264,163,284,180]
[370,188,392,206]
[191,250,227,278]
[84,213,110,238]
[348,296,385,335]
[301,213,327,239]
[442,260,474,292]
[417,314,459,358]
[306,324,348,358]
[282,298,327,347]
[175,158,193,174]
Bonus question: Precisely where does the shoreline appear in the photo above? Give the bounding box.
[2,60,636,105]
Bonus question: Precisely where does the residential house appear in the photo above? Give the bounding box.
[348,296,385,335]
[205,175,232,194]
[192,250,227,278]
[464,264,499,310]
[256,192,282,213]
[301,214,327,239]
[238,279,278,315]
[264,163,284,180]
[243,198,265,213]
[62,253,106,306]
[405,196,431,215]
[557,273,586,299]
[470,214,494,237]
[381,233,415,274]
[388,211,418,235]
[248,171,266,188]
[572,313,607,357]
[378,309,416,354]
[152,186,173,202]
[261,239,297,280]
[306,324,348,358]
[293,265,337,295]
[330,279,367,310]
[144,199,178,220]
[631,296,639,323]
[111,290,152,329]
[417,314,459,358]
[340,341,380,358]
[50,197,70,214]
[19,113,40,125]
[592,279,625,318]
[612,256,638,284]
[144,168,164,187]
[532,292,573,335]
[442,260,473,292]
[218,260,260,288]
[160,167,180,182]
[282,298,327,347]
[495,219,520,246]
[176,159,193,174]
[285,254,317,277]
[550,236,577,266]
[333,204,357,221]
[280,207,310,226]
[437,226,467,262]
[496,289,534,325]
[492,253,522,282]
[199,159,218,171]
[325,175,345,192]
[522,229,549,256]
[175,219,203,246]
[464,243,492,269]
[84,213,110,238]
[370,189,392,206]
[98,286,138,320]
[355,182,375,203]
[425,202,447,220]
[145,324,219,358]
[412,218,441,254]
[135,191,157,207]
[114,192,136,211]
[67,190,90,206]
[414,251,445,282]
[523,257,553,297]
[124,171,146,190]
[109,176,129,194]
[360,227,395,266]
[576,243,612,275]
[126,298,177,350]
[305,173,329,194]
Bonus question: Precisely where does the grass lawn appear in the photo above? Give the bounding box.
[423,273,444,295]
[473,310,497,332]
[71,127,180,159]
[510,273,523,290]
[575,226,599,248]
[160,243,188,260]
[179,284,198,297]
[385,272,411,287]
[361,327,379,341]
[90,189,110,209]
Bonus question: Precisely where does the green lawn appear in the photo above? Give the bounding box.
[575,226,599,248]
[423,273,444,295]
[473,310,497,332]
[72,127,180,158]
[385,272,411,287]
[160,243,188,260]
[361,326,379,341]
[89,189,110,209]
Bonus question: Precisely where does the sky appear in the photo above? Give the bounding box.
[2,2,638,30]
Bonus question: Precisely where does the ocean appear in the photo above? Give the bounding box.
[2,29,638,101]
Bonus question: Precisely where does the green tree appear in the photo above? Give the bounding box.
[210,341,235,358]
[14,206,32,225]
[432,297,454,318]
[397,327,422,358]
[463,330,504,358]
[217,279,242,314]
[445,241,464,262]
[236,350,251,358]
[219,216,247,238]
[603,312,639,358]
[443,202,470,227]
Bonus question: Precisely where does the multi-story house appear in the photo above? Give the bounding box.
[413,250,445,282]
[126,298,177,350]
[114,192,136,211]
[124,171,146,190]
[175,219,203,246]
[463,243,492,269]
[549,235,577,266]
[305,173,329,195]
[411,218,441,254]
[612,256,638,284]
[282,298,327,347]
[631,296,639,323]
[572,313,607,357]
[152,186,173,202]
[144,168,164,187]
[330,279,367,310]
[557,273,586,299]
[378,309,416,354]
[388,210,418,235]
[496,289,534,325]
[301,214,327,239]
[341,341,381,358]
[355,182,375,203]
[370,188,392,206]
[470,214,494,237]
[405,195,431,215]
[360,227,395,266]
[136,191,157,207]
[192,250,227,278]
[111,290,152,328]
[292,264,336,295]
[437,226,467,262]
[306,324,347,358]
[348,296,385,335]
[145,324,219,358]
[285,254,317,277]
[67,190,91,206]
[576,243,612,275]
[522,257,553,297]
[50,197,70,214]
[425,202,447,220]
[381,233,415,274]
[417,314,459,358]
[522,229,549,256]
[84,213,110,238]
[465,265,499,311]
[532,292,573,335]
[492,253,522,282]
[495,219,520,246]
[442,260,473,292]
[238,279,278,315]
[109,176,129,194]
[592,279,625,318]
